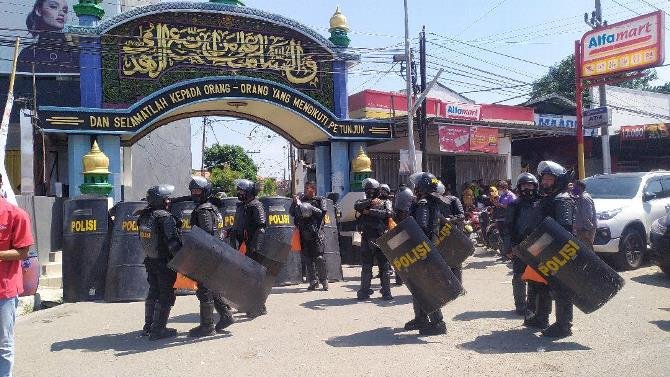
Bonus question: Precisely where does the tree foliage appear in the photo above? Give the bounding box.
[203,144,258,180]
[209,165,243,196]
[259,178,278,197]
[530,54,669,103]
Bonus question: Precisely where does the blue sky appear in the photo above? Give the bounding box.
[189,0,670,177]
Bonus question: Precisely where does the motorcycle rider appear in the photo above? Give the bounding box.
[502,173,543,316]
[187,176,235,337]
[354,178,393,301]
[137,185,183,341]
[290,181,329,291]
[526,161,576,338]
[227,179,268,317]
[405,172,447,336]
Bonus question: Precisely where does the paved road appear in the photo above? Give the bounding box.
[14,251,670,376]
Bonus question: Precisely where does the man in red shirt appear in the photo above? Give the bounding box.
[0,174,34,377]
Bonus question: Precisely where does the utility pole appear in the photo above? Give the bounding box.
[419,26,428,172]
[200,116,207,176]
[403,0,417,174]
[585,0,611,174]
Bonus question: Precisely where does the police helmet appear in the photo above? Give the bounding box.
[362,178,380,191]
[394,186,415,212]
[516,172,538,190]
[537,160,567,178]
[234,179,259,196]
[410,172,439,195]
[379,184,391,194]
[146,184,174,208]
[189,176,212,201]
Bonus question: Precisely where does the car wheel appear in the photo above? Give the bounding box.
[660,264,670,277]
[615,229,645,270]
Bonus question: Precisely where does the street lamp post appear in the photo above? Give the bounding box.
[403,0,417,175]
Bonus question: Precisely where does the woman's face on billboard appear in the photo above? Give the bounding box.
[36,0,68,30]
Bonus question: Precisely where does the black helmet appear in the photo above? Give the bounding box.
[537,160,572,194]
[516,172,538,190]
[146,185,174,208]
[189,176,212,203]
[235,179,259,201]
[379,184,390,194]
[410,172,439,195]
[479,194,492,207]
[394,186,415,212]
[362,178,380,191]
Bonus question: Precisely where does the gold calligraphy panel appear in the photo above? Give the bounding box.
[120,22,320,87]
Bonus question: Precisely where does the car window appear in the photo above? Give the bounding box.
[644,179,663,199]
[660,177,670,199]
[583,176,642,199]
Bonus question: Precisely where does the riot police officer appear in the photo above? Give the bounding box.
[227,179,268,317]
[290,181,329,291]
[392,185,415,286]
[354,178,393,301]
[435,180,466,283]
[187,176,235,337]
[405,172,447,336]
[502,173,543,316]
[530,161,576,338]
[137,185,183,341]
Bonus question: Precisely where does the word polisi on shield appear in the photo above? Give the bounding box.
[434,221,475,267]
[376,217,464,314]
[517,217,625,314]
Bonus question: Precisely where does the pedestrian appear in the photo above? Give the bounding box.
[137,185,183,341]
[572,180,597,249]
[502,173,542,315]
[496,181,517,210]
[186,176,234,337]
[404,172,447,335]
[290,181,329,291]
[0,174,34,377]
[227,179,268,317]
[354,178,393,301]
[528,161,576,338]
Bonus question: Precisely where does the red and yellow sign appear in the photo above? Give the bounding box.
[581,11,665,78]
[469,127,498,154]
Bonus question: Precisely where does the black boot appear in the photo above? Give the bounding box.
[379,267,393,300]
[395,274,403,286]
[357,265,373,300]
[524,285,551,330]
[307,281,319,291]
[315,256,329,291]
[141,300,156,336]
[320,280,329,291]
[405,299,428,330]
[512,273,527,315]
[149,305,177,341]
[419,310,447,336]
[213,300,234,333]
[189,303,216,337]
[543,296,573,338]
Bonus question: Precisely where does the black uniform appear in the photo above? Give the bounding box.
[503,195,543,314]
[189,201,234,335]
[433,193,466,282]
[409,195,446,327]
[290,195,328,289]
[354,196,393,300]
[533,191,575,331]
[137,207,182,339]
[229,197,268,316]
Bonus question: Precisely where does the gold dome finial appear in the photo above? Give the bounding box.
[351,146,372,173]
[329,6,349,32]
[82,140,110,174]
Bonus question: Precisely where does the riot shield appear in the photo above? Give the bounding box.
[258,197,295,283]
[168,226,271,313]
[376,217,464,314]
[434,222,475,267]
[517,217,625,314]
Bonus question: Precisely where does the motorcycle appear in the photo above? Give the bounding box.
[478,206,504,254]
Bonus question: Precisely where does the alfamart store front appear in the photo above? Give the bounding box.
[348,89,561,193]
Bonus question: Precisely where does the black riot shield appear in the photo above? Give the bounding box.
[376,217,464,314]
[168,226,271,313]
[517,217,625,314]
[434,222,475,267]
[323,199,344,282]
[258,197,295,283]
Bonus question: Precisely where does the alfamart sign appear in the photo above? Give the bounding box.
[444,102,481,121]
[581,11,665,78]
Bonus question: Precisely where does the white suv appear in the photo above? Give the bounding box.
[584,171,670,270]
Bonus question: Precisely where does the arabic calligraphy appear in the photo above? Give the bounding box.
[120,22,320,86]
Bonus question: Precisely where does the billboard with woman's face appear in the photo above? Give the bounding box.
[1,0,118,75]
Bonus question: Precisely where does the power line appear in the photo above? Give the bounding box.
[457,0,509,37]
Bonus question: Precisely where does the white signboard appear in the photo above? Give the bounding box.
[583,107,612,128]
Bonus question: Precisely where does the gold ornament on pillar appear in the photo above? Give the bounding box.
[81,140,112,196]
[351,146,372,191]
